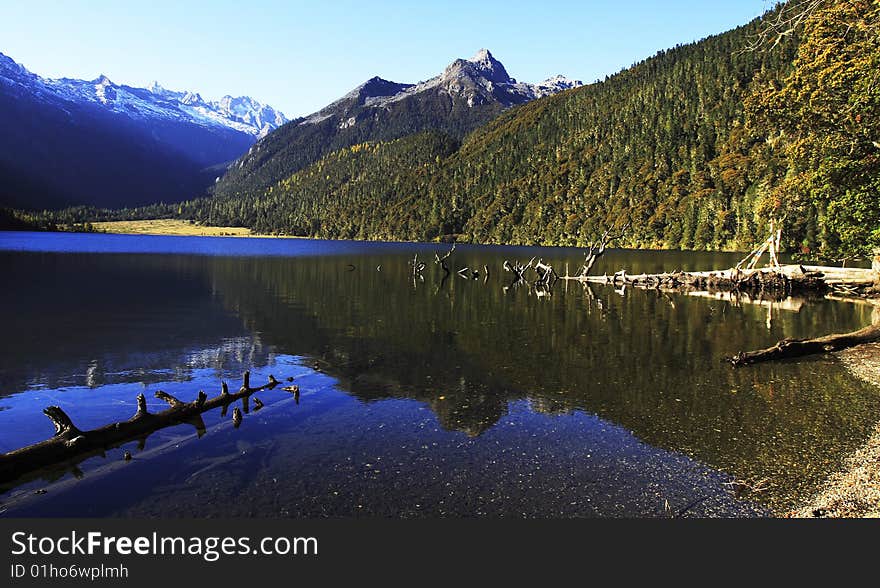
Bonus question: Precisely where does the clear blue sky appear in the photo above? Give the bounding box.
[0,0,774,118]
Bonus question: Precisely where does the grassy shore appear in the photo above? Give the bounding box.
[92,219,253,237]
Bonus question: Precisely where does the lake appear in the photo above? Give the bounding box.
[1,231,877,517]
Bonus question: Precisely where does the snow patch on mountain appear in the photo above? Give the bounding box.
[0,52,287,138]
[531,74,583,97]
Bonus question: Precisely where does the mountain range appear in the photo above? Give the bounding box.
[0,52,286,209]
[0,48,577,211]
[160,14,811,251]
[212,49,581,200]
[303,49,580,121]
[6,2,876,260]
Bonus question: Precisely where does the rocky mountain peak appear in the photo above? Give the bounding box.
[467,48,513,84]
[300,49,581,124]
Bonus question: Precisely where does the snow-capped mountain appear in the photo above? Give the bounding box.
[530,74,583,97]
[146,81,287,139]
[0,52,286,139]
[0,51,286,210]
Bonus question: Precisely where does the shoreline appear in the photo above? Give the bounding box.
[10,225,876,268]
[788,342,880,518]
[42,223,776,253]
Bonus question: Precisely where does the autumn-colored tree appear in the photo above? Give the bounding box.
[751,0,880,259]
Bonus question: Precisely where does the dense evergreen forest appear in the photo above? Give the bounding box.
[6,1,878,260]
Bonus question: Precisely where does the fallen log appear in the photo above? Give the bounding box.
[0,371,281,487]
[728,324,880,366]
[564,265,853,299]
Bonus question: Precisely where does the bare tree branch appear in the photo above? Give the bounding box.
[738,0,826,54]
[580,221,631,277]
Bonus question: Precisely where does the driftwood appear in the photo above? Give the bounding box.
[434,243,455,278]
[611,267,825,297]
[568,222,873,299]
[410,253,426,285]
[736,220,783,272]
[534,259,558,288]
[0,371,283,487]
[563,264,873,300]
[579,222,630,277]
[728,323,880,366]
[503,257,537,286]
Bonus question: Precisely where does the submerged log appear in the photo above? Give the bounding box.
[728,324,880,366]
[0,371,281,487]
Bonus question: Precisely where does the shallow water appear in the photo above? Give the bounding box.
[1,231,877,517]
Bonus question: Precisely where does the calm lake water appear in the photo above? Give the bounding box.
[1,231,877,517]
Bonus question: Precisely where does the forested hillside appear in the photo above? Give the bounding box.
[744,0,879,259]
[186,132,460,239]
[210,49,579,202]
[213,88,504,203]
[447,28,798,251]
[190,6,805,249]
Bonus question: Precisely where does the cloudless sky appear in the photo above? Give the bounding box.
[0,1,775,118]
